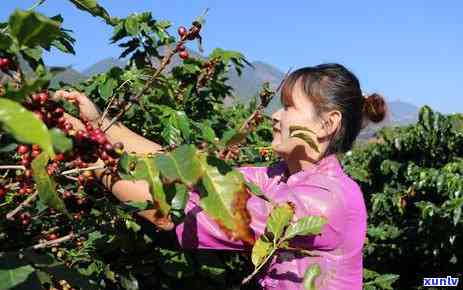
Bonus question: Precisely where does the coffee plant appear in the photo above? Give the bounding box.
[343,107,463,289]
[1,1,459,290]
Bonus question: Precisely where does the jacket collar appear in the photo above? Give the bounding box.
[275,154,344,183]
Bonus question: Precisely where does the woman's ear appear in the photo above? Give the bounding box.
[318,110,342,139]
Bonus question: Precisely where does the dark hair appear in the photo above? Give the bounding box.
[281,63,387,155]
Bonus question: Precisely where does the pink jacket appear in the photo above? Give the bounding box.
[176,154,367,289]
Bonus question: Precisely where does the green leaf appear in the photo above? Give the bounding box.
[68,0,117,26]
[0,143,18,153]
[0,98,54,158]
[21,47,43,61]
[194,253,227,283]
[0,264,36,290]
[120,273,139,290]
[170,183,188,211]
[130,156,170,216]
[98,78,117,100]
[198,155,255,245]
[124,15,140,35]
[267,203,294,242]
[0,34,13,50]
[9,10,61,48]
[31,152,67,214]
[49,128,73,153]
[283,216,327,241]
[245,180,265,197]
[175,111,191,142]
[58,99,79,117]
[120,201,154,213]
[154,145,203,187]
[303,264,321,290]
[157,249,194,279]
[290,133,319,153]
[200,122,217,143]
[289,125,317,135]
[221,128,247,147]
[161,117,182,145]
[251,238,273,267]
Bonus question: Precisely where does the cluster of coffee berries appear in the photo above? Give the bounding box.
[0,185,6,199]
[175,42,188,60]
[197,58,219,87]
[176,21,202,60]
[72,120,124,184]
[19,212,31,226]
[218,145,241,161]
[48,279,76,290]
[15,144,37,195]
[259,147,270,158]
[23,92,67,129]
[0,57,11,71]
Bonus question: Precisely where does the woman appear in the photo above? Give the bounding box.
[56,63,386,289]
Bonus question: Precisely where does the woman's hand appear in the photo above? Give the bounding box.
[54,90,102,124]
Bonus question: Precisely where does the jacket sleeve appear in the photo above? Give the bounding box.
[175,166,273,250]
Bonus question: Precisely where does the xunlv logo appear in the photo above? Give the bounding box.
[423,276,459,287]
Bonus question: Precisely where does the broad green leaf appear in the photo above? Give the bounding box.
[58,99,79,117]
[49,128,73,153]
[124,14,140,35]
[0,98,54,157]
[130,156,170,216]
[31,153,67,213]
[370,274,400,289]
[267,203,294,241]
[198,155,255,245]
[0,264,36,290]
[289,125,317,135]
[0,143,18,153]
[161,117,182,145]
[170,183,188,211]
[283,216,327,241]
[303,264,321,290]
[194,253,227,283]
[157,249,194,279]
[245,180,265,197]
[290,133,319,153]
[120,201,154,213]
[69,0,117,26]
[98,78,117,100]
[118,152,137,179]
[22,47,43,61]
[251,238,273,267]
[154,145,203,187]
[0,34,13,50]
[120,273,139,290]
[175,111,191,142]
[200,122,217,143]
[9,10,61,48]
[222,128,247,147]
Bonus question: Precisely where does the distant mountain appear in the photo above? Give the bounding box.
[50,67,87,87]
[49,54,420,134]
[82,57,127,77]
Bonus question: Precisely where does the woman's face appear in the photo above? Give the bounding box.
[271,81,324,159]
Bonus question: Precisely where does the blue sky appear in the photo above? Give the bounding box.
[1,0,462,113]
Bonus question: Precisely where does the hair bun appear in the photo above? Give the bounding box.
[363,93,387,123]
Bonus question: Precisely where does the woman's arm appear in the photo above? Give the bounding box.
[55,91,169,227]
[54,90,163,154]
